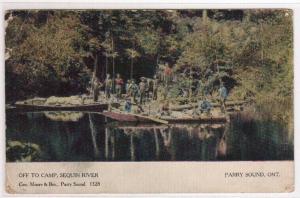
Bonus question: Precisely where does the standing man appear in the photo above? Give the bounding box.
[105,74,112,99]
[130,79,139,103]
[164,64,172,86]
[125,79,132,97]
[139,77,147,105]
[115,73,124,100]
[88,75,95,97]
[145,78,151,101]
[152,75,158,100]
[187,75,194,99]
[219,82,228,113]
[92,77,102,102]
[197,79,204,99]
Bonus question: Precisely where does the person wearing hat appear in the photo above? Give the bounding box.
[219,82,228,113]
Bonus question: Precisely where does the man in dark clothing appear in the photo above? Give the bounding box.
[139,77,147,105]
[115,73,124,100]
[129,79,139,103]
[105,74,112,99]
[124,97,132,113]
[92,77,102,102]
[197,97,212,115]
[164,64,172,86]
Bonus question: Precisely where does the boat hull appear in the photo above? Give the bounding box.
[161,116,227,123]
[14,103,109,112]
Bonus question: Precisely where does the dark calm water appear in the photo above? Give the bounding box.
[6,111,294,162]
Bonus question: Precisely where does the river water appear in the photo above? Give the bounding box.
[6,111,293,162]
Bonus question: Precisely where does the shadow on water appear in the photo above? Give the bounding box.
[6,111,293,162]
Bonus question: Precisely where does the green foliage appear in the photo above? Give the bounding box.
[125,48,140,59]
[176,10,292,102]
[6,11,90,100]
[5,9,293,127]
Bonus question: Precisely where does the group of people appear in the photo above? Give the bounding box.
[90,73,159,105]
[89,68,228,114]
[196,83,228,115]
[125,76,159,104]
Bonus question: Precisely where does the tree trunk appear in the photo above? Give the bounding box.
[130,57,133,79]
[112,37,115,93]
[260,22,264,66]
[93,53,98,78]
[156,54,160,74]
[105,55,108,76]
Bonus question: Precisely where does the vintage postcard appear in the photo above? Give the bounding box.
[4,8,294,194]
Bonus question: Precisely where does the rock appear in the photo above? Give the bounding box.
[45,96,58,105]
[45,96,83,106]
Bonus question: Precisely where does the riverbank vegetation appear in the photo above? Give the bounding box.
[5,9,293,127]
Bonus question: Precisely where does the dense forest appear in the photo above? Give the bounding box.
[5,9,293,124]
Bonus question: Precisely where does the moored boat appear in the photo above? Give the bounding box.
[14,102,110,112]
[160,115,227,123]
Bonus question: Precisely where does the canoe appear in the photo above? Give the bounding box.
[169,100,248,111]
[14,103,111,112]
[161,115,227,123]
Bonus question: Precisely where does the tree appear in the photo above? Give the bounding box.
[125,48,140,79]
[5,11,90,100]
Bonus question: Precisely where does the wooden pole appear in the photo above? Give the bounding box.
[260,21,264,66]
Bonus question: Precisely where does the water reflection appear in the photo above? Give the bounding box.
[45,111,84,122]
[6,111,293,162]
